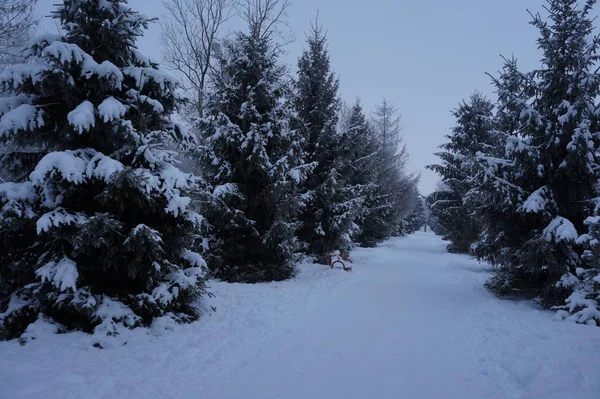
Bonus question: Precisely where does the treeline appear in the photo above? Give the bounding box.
[0,0,422,339]
[428,0,600,326]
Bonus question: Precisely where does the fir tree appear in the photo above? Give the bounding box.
[0,0,208,339]
[295,21,355,262]
[336,101,376,245]
[198,18,310,282]
[427,92,494,253]
[424,182,448,236]
[404,191,426,234]
[468,57,532,265]
[484,0,600,308]
[555,215,600,324]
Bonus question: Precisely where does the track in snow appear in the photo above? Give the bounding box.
[1,231,599,399]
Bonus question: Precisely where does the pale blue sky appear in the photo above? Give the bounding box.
[37,0,545,194]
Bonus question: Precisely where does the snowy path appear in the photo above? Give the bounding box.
[1,232,599,399]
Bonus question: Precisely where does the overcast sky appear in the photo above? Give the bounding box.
[37,0,546,194]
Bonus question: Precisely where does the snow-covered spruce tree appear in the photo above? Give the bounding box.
[424,196,439,235]
[555,215,600,324]
[427,92,494,253]
[404,190,426,234]
[340,99,415,247]
[337,100,379,247]
[424,182,449,236]
[295,21,355,262]
[198,19,310,282]
[0,0,208,340]
[485,0,600,309]
[468,57,532,266]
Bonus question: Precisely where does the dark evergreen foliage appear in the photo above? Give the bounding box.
[427,92,494,253]
[198,21,310,282]
[294,22,357,262]
[481,0,600,308]
[429,0,600,324]
[403,191,426,234]
[0,0,208,339]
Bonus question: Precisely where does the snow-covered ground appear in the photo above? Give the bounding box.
[1,231,599,399]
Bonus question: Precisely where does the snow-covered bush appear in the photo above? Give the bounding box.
[0,0,208,340]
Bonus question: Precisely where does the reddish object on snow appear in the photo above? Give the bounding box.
[328,251,353,271]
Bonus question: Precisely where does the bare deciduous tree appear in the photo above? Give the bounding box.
[241,0,291,41]
[0,0,38,66]
[160,0,236,118]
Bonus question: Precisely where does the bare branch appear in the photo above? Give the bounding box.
[241,0,294,50]
[160,0,236,119]
[0,0,38,66]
